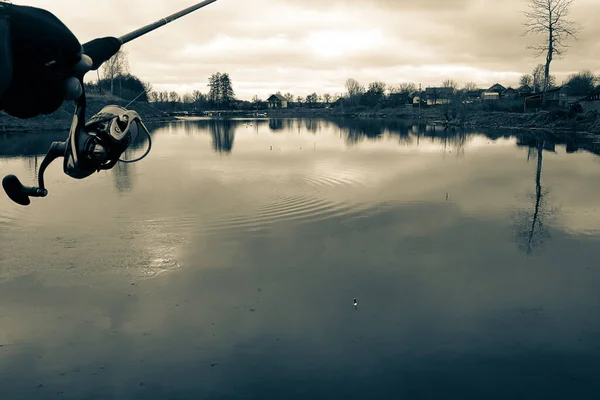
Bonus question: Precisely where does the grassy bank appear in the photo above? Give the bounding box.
[265,105,600,135]
[0,95,173,133]
[2,99,599,135]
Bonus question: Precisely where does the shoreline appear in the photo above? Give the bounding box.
[0,97,173,134]
[263,107,600,135]
[2,101,599,136]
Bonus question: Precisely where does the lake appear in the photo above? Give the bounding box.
[1,118,600,399]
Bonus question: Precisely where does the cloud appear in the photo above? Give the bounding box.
[18,0,600,99]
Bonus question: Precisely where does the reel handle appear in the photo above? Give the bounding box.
[2,141,66,206]
[2,175,48,206]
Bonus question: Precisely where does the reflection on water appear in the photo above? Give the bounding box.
[209,119,236,153]
[514,139,556,254]
[112,162,134,193]
[2,118,600,399]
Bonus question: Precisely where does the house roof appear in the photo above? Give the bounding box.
[518,84,532,92]
[524,86,565,99]
[268,94,287,102]
[425,87,454,96]
[488,83,506,92]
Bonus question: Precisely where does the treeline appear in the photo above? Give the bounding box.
[151,66,599,113]
[90,48,600,113]
[148,72,237,112]
[87,48,154,103]
[87,74,151,102]
[560,70,600,96]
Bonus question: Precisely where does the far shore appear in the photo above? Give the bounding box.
[2,99,599,136]
[263,106,600,135]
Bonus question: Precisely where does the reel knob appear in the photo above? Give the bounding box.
[2,175,48,206]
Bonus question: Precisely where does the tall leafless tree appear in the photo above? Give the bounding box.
[168,91,180,103]
[389,83,417,95]
[102,48,129,95]
[345,78,364,97]
[442,79,459,92]
[520,74,533,87]
[462,82,479,91]
[524,0,580,105]
[284,93,294,103]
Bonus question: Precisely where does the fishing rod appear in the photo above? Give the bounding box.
[2,0,219,206]
[84,0,219,70]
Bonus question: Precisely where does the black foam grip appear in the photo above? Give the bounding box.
[2,174,30,206]
[82,36,121,70]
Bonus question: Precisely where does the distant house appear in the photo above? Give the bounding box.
[518,85,533,97]
[504,88,518,99]
[267,94,288,109]
[331,98,345,108]
[487,83,507,95]
[524,86,571,110]
[578,92,600,112]
[425,87,454,105]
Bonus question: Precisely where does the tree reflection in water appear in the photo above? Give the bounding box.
[209,119,235,153]
[514,137,558,255]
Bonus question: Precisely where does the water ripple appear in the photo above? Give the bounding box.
[202,195,372,233]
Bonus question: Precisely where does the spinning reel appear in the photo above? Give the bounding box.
[2,92,151,205]
[2,0,219,206]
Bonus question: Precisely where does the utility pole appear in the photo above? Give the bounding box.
[419,83,422,117]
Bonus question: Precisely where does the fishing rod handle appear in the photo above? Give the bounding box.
[82,36,122,71]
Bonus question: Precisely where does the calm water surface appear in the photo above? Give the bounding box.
[1,118,600,399]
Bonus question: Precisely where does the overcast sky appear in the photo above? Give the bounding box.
[16,0,600,100]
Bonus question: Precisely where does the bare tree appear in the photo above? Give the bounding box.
[398,82,417,94]
[182,93,194,104]
[532,64,545,92]
[284,93,294,103]
[323,93,332,104]
[462,82,479,91]
[520,74,534,87]
[305,93,319,107]
[365,81,386,107]
[168,91,180,103]
[345,78,365,97]
[524,0,580,104]
[252,95,262,110]
[389,83,417,98]
[102,48,130,95]
[192,90,203,103]
[442,79,459,91]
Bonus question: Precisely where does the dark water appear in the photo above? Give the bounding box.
[2,118,600,399]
